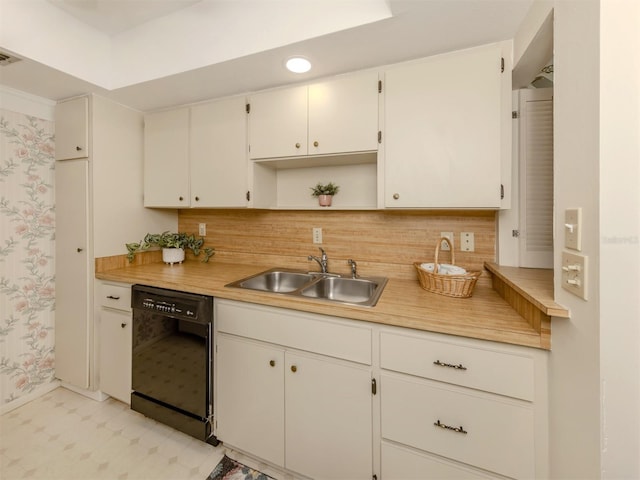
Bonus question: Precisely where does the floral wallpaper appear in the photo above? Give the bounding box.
[0,108,56,406]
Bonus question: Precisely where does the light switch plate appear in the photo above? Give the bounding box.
[561,251,588,300]
[565,208,582,251]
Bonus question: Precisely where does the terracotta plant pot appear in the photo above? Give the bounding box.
[318,195,333,207]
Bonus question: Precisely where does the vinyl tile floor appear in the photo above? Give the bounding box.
[0,387,288,480]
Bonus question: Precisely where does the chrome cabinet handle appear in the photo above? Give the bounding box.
[433,360,467,371]
[434,420,468,435]
[106,295,120,300]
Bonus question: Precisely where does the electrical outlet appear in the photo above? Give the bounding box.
[461,232,475,252]
[198,223,206,236]
[561,251,588,300]
[440,232,453,251]
[313,227,323,244]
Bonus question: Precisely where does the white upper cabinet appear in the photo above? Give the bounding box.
[248,70,379,160]
[144,98,248,208]
[144,108,190,207]
[55,97,89,160]
[190,97,248,207]
[307,71,379,155]
[384,43,508,208]
[248,85,308,159]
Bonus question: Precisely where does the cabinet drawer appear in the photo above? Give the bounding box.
[100,283,131,311]
[216,299,371,365]
[381,441,495,479]
[380,331,534,400]
[381,373,534,479]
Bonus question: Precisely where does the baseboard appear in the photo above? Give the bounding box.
[60,382,110,402]
[0,380,60,415]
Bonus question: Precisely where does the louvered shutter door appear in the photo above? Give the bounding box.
[519,88,554,268]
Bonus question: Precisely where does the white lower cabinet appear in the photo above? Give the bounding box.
[379,329,547,479]
[98,282,132,404]
[381,374,534,479]
[216,335,285,466]
[381,442,495,479]
[214,300,548,480]
[215,300,373,479]
[285,351,372,479]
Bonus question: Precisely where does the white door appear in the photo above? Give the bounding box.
[54,159,90,388]
[384,44,503,208]
[518,88,554,268]
[190,98,248,207]
[215,334,285,466]
[248,85,308,159]
[55,97,89,160]
[308,71,379,155]
[285,352,373,479]
[99,308,132,403]
[143,108,190,207]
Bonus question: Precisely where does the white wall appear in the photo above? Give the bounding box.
[551,1,602,476]
[522,0,640,477]
[0,85,55,120]
[598,1,640,477]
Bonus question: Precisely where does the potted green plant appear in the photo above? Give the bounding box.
[310,181,340,207]
[126,231,215,264]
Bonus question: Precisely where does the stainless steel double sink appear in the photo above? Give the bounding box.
[225,268,388,307]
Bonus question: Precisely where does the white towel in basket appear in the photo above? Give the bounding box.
[420,263,467,275]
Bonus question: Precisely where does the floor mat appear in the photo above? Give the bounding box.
[206,455,275,480]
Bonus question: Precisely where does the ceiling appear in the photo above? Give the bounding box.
[0,0,535,112]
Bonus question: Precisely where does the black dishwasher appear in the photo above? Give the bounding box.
[130,285,218,445]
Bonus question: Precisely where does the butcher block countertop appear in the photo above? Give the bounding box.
[96,255,556,350]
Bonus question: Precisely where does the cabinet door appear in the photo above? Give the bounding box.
[144,108,190,207]
[381,373,535,479]
[190,98,248,207]
[382,442,494,479]
[285,352,372,479]
[54,159,90,388]
[55,97,89,160]
[248,85,307,159]
[216,334,285,467]
[384,44,503,208]
[99,308,132,403]
[308,71,379,155]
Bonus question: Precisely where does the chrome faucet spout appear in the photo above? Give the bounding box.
[348,259,359,278]
[308,247,328,273]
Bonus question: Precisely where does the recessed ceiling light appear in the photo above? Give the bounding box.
[286,56,311,73]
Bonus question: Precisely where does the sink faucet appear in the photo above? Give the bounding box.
[308,247,328,273]
[348,259,359,278]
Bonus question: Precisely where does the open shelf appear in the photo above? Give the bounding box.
[251,153,378,210]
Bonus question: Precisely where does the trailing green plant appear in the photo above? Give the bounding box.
[310,181,340,197]
[126,231,215,263]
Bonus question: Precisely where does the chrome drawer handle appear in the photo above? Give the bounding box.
[434,419,468,435]
[433,360,467,371]
[106,295,121,300]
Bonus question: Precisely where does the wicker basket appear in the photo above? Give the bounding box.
[414,237,481,298]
